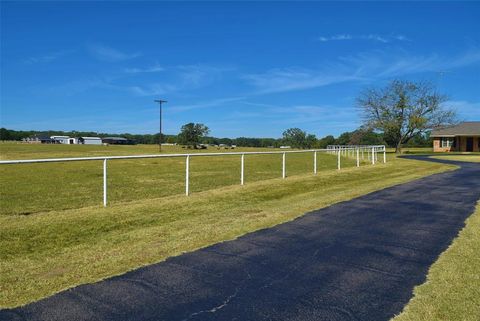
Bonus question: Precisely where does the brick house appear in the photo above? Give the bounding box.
[431,121,480,152]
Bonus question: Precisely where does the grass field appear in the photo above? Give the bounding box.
[0,143,362,215]
[392,200,480,321]
[430,155,480,163]
[385,147,433,154]
[0,142,455,308]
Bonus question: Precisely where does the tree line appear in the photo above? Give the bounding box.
[0,126,432,149]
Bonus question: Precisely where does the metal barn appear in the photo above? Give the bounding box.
[77,137,102,145]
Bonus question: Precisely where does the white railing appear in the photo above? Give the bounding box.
[327,145,386,165]
[0,145,386,207]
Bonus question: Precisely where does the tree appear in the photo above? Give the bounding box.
[349,128,385,146]
[0,128,12,141]
[316,135,336,148]
[305,134,317,148]
[357,80,456,153]
[282,128,308,148]
[177,123,210,148]
[335,131,353,145]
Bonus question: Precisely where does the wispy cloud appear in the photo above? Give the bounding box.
[176,64,235,87]
[128,84,177,96]
[124,63,164,73]
[88,44,141,62]
[243,48,480,94]
[317,34,352,42]
[243,67,361,94]
[128,64,235,96]
[169,97,245,112]
[226,101,359,131]
[342,48,480,77]
[40,77,114,96]
[24,50,73,64]
[268,106,333,123]
[317,34,409,43]
[445,100,480,119]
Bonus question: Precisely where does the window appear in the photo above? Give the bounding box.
[441,137,454,148]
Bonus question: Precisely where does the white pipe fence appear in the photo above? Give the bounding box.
[0,145,386,207]
[326,145,386,165]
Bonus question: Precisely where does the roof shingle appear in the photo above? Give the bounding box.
[431,121,480,136]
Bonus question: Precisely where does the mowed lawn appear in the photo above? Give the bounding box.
[0,143,361,215]
[392,200,480,321]
[0,145,456,308]
[430,155,480,163]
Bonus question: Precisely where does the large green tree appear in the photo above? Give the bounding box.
[316,135,336,148]
[349,128,385,146]
[177,123,210,148]
[282,128,317,149]
[357,80,456,153]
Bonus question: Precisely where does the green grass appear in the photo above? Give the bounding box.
[392,200,480,321]
[0,143,360,215]
[385,147,434,154]
[0,142,280,160]
[0,152,455,308]
[430,155,480,163]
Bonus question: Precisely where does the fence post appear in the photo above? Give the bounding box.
[356,148,359,167]
[282,152,286,179]
[103,158,107,207]
[337,149,341,170]
[185,155,190,196]
[372,147,375,165]
[383,147,387,163]
[314,151,317,174]
[241,154,245,185]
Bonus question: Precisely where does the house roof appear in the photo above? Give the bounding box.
[431,121,480,137]
[79,137,101,140]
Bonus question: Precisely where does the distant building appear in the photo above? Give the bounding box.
[431,121,480,152]
[77,137,102,145]
[279,146,291,149]
[23,134,55,144]
[50,136,75,144]
[102,137,135,145]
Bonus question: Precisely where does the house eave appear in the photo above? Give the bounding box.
[431,134,480,137]
[430,135,456,138]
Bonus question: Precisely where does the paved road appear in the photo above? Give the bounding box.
[2,156,479,321]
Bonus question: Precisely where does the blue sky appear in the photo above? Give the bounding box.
[1,1,479,138]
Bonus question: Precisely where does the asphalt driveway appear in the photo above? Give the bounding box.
[2,156,479,321]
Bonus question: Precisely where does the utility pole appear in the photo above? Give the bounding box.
[154,99,167,152]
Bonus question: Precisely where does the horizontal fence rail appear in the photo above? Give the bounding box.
[0,145,386,208]
[327,145,386,164]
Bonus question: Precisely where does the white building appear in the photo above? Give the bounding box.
[77,137,102,145]
[50,136,75,144]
